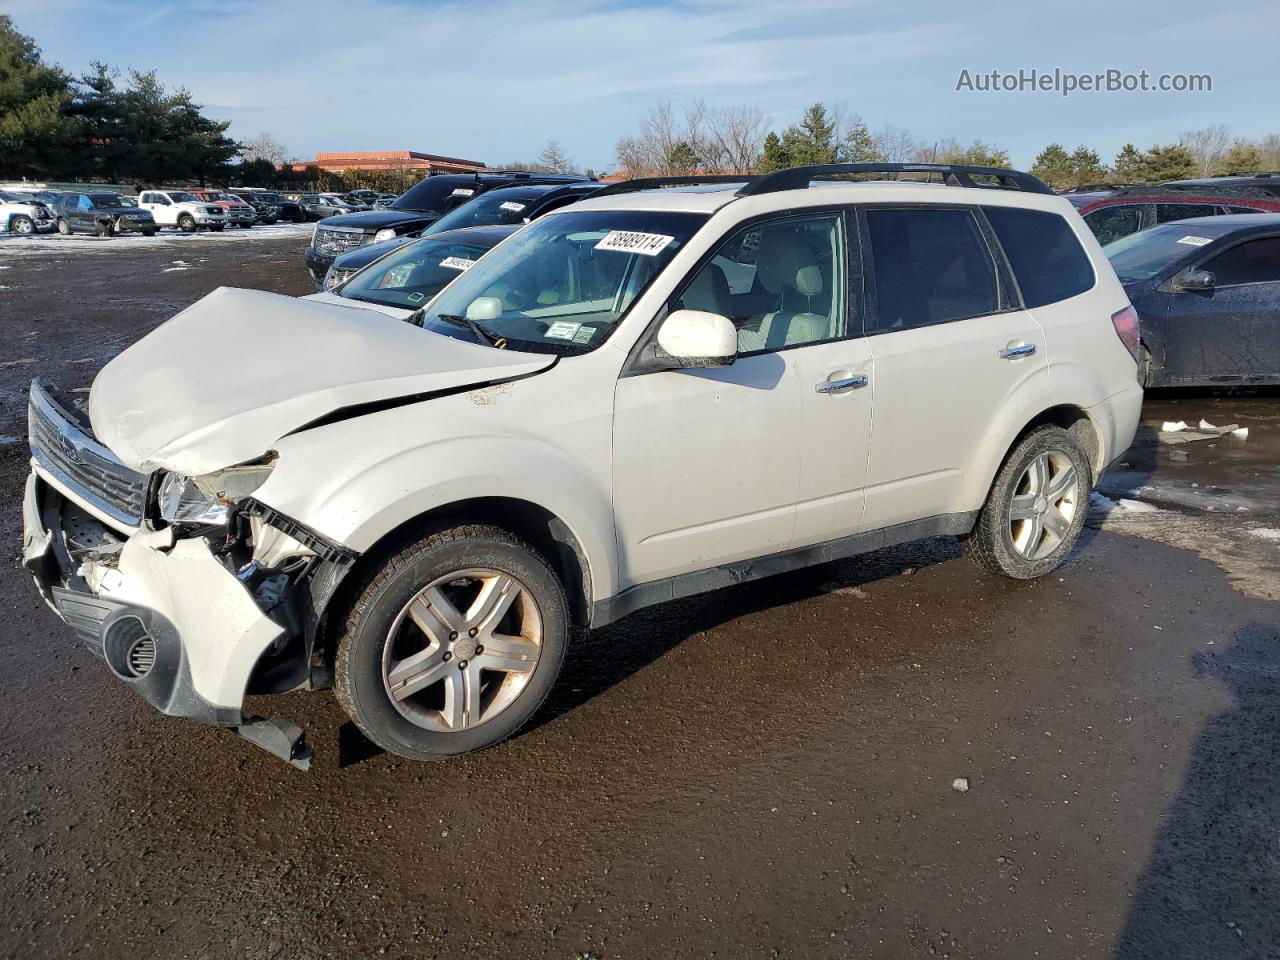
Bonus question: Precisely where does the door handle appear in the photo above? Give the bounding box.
[815,374,869,394]
[999,343,1037,360]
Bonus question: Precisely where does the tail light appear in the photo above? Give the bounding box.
[1111,305,1141,361]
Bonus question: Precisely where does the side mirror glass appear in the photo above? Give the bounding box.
[467,297,503,321]
[655,309,737,368]
[1178,268,1216,291]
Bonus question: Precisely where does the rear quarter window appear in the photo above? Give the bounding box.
[984,206,1095,308]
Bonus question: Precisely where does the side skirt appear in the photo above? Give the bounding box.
[591,511,978,628]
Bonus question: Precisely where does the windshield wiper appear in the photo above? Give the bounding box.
[419,310,502,347]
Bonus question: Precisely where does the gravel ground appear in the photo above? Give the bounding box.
[0,230,1278,960]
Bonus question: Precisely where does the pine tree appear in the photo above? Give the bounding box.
[1221,142,1262,176]
[1136,144,1195,183]
[757,131,791,173]
[1068,146,1107,186]
[1111,144,1144,183]
[0,15,77,178]
[1031,143,1072,189]
[838,116,884,163]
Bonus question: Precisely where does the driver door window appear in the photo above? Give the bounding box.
[677,213,847,354]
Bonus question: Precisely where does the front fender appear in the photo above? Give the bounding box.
[258,433,620,602]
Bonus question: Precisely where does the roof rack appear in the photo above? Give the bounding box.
[591,175,750,197]
[735,163,1054,197]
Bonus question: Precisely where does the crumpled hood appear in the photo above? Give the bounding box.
[89,287,554,476]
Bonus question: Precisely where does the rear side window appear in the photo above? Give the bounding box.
[1202,237,1280,286]
[865,208,997,332]
[1155,203,1217,224]
[1084,204,1145,245]
[984,207,1095,308]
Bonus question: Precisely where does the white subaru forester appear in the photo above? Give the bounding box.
[22,164,1143,767]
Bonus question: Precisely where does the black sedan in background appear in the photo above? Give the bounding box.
[313,224,518,310]
[54,192,156,237]
[1106,213,1280,386]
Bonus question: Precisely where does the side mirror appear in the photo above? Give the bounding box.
[655,309,737,368]
[1177,268,1216,291]
[466,297,503,321]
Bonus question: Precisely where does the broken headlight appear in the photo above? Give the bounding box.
[157,463,275,525]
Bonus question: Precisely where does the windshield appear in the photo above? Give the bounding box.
[339,237,497,309]
[423,190,539,236]
[419,210,707,355]
[203,191,227,201]
[393,177,479,213]
[170,192,199,203]
[1105,224,1222,282]
[90,194,133,207]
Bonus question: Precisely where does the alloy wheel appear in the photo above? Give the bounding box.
[381,568,543,732]
[1008,450,1079,560]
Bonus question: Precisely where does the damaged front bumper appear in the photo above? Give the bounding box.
[23,466,321,769]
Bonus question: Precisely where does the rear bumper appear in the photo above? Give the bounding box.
[23,469,284,725]
[1094,381,1145,471]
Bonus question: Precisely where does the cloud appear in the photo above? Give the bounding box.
[14,0,1280,170]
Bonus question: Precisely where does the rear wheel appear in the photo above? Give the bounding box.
[335,525,569,761]
[966,425,1091,579]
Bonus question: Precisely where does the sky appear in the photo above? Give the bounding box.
[7,0,1279,172]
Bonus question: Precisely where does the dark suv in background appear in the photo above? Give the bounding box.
[54,192,157,237]
[302,171,589,284]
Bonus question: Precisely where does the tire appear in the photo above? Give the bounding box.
[178,214,196,232]
[11,216,33,235]
[335,524,569,761]
[95,220,114,238]
[142,228,156,238]
[965,425,1091,580]
[56,218,71,236]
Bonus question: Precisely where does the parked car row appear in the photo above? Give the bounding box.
[303,170,590,284]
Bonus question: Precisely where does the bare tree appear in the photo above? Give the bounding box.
[874,124,921,163]
[703,104,767,173]
[242,132,291,167]
[1259,133,1280,171]
[1179,125,1231,177]
[537,139,574,173]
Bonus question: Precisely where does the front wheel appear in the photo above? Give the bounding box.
[965,425,1091,579]
[178,214,196,232]
[11,216,33,235]
[335,525,569,761]
[95,220,114,238]
[56,218,71,235]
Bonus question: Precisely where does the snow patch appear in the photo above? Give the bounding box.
[1249,528,1280,543]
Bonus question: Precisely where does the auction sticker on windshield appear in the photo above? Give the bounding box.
[440,256,476,271]
[595,230,675,256]
[500,201,526,213]
[1176,235,1212,246]
[545,321,582,340]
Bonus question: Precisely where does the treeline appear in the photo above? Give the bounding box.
[0,15,256,185]
[614,101,1280,190]
[614,101,1008,177]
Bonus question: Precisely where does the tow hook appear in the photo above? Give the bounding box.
[235,715,312,770]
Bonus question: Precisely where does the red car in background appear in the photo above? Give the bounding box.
[186,189,258,228]
[1078,187,1280,244]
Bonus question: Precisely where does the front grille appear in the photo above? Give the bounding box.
[327,266,360,289]
[314,227,366,256]
[28,380,149,528]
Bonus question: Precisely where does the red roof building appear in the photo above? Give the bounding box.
[287,150,486,174]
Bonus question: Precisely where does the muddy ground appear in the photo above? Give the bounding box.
[0,231,1278,959]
